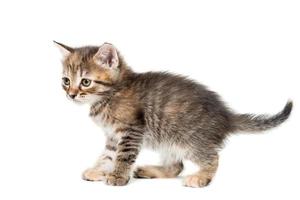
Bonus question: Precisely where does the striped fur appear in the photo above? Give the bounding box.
[56,42,293,187]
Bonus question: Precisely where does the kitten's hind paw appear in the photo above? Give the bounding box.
[133,167,155,178]
[134,164,183,178]
[183,174,212,188]
[82,168,106,181]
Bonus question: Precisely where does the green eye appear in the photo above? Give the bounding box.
[62,77,70,86]
[81,78,91,87]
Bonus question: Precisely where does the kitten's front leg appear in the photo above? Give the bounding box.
[106,127,143,186]
[82,137,117,181]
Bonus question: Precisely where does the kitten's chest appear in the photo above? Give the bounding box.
[91,113,116,137]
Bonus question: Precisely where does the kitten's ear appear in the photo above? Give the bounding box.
[53,41,74,57]
[93,43,119,69]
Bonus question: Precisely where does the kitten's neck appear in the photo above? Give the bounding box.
[116,57,134,83]
[89,58,136,117]
[89,95,111,117]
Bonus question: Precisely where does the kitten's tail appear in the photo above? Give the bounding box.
[232,101,293,133]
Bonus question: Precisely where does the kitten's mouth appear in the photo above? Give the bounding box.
[72,99,86,104]
[66,93,102,104]
[66,95,85,104]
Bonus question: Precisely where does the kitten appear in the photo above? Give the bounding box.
[55,41,293,188]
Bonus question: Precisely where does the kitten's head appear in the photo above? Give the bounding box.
[55,41,128,104]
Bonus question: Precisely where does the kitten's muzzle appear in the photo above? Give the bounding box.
[68,94,76,99]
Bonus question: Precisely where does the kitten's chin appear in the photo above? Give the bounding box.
[73,99,87,105]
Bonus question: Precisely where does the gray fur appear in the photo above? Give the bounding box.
[57,43,293,187]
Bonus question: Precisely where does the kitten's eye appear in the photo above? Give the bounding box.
[62,77,70,86]
[81,78,91,87]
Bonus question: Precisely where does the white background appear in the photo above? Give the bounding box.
[0,0,299,199]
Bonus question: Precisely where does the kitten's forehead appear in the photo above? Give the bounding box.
[62,57,87,79]
[62,46,99,73]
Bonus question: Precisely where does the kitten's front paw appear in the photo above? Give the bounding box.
[82,168,106,181]
[106,173,129,186]
[183,175,211,188]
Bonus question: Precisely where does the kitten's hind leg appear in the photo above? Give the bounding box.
[183,154,219,188]
[134,162,183,178]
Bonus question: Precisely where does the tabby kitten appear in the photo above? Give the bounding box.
[55,41,292,188]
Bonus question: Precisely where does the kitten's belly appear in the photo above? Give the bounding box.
[92,116,188,162]
[143,132,188,163]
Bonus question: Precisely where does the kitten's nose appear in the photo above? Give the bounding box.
[69,94,76,99]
